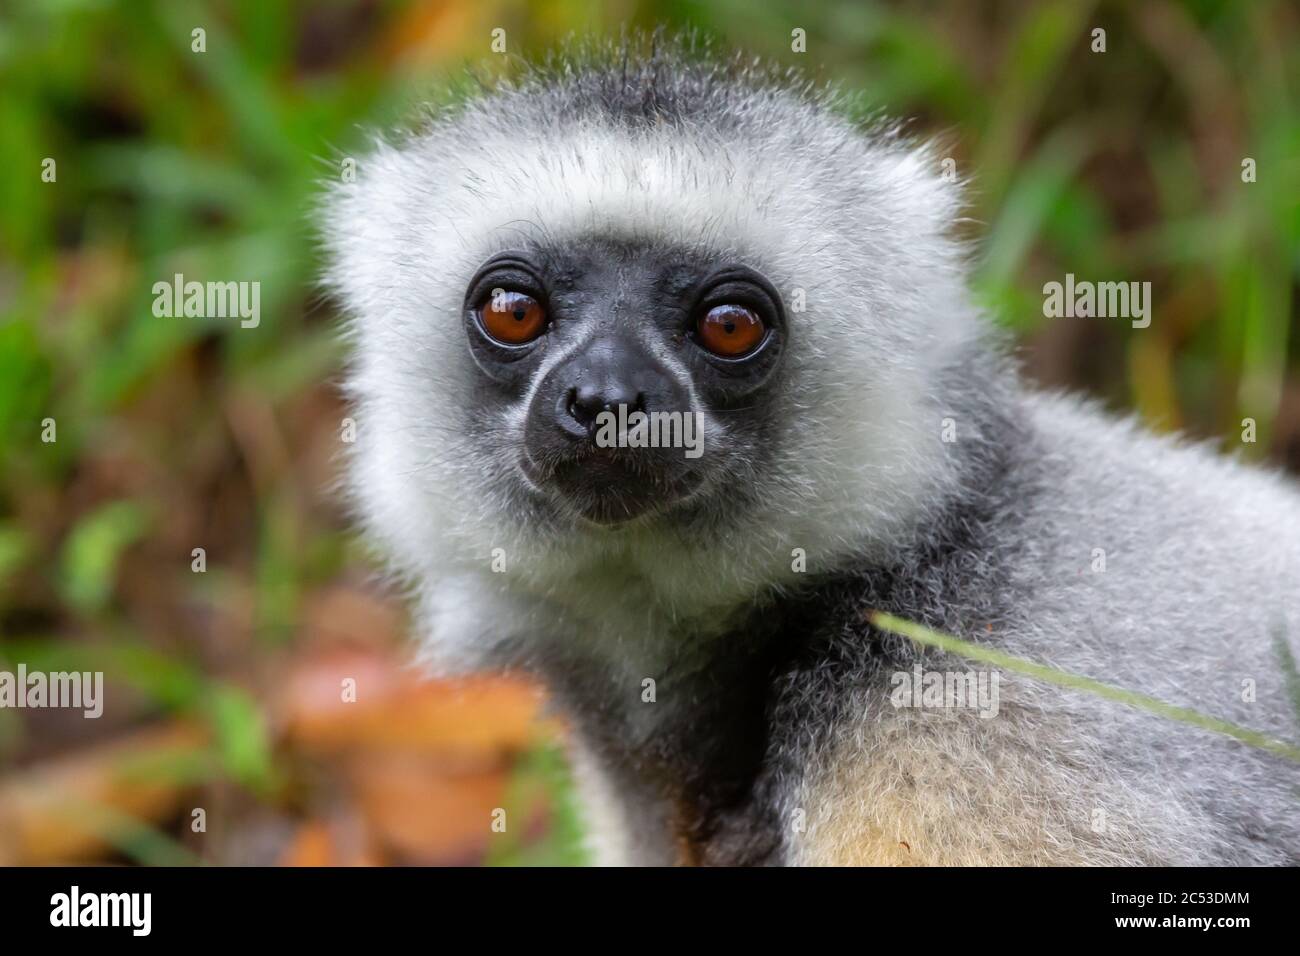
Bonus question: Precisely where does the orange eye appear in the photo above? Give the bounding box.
[696,304,765,358]
[480,290,547,344]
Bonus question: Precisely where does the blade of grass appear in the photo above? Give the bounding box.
[869,610,1300,764]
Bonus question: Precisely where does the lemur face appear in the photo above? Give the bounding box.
[462,239,787,525]
[325,52,980,647]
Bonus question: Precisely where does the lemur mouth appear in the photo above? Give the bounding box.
[519,446,704,526]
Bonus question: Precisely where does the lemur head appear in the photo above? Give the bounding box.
[324,39,984,664]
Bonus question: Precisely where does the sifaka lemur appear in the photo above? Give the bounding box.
[322,40,1300,866]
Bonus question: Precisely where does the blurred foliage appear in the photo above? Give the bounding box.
[0,0,1296,865]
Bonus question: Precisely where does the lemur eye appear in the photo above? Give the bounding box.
[696,304,765,358]
[480,289,547,345]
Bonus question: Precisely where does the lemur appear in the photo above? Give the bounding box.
[323,40,1300,866]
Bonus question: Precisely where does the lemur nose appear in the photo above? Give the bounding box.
[563,385,646,436]
[542,333,688,444]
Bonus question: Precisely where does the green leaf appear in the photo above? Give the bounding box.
[59,500,150,614]
[0,525,32,588]
[203,684,274,793]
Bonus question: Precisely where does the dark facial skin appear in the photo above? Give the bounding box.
[462,238,788,526]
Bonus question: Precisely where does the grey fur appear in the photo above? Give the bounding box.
[322,39,1300,865]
